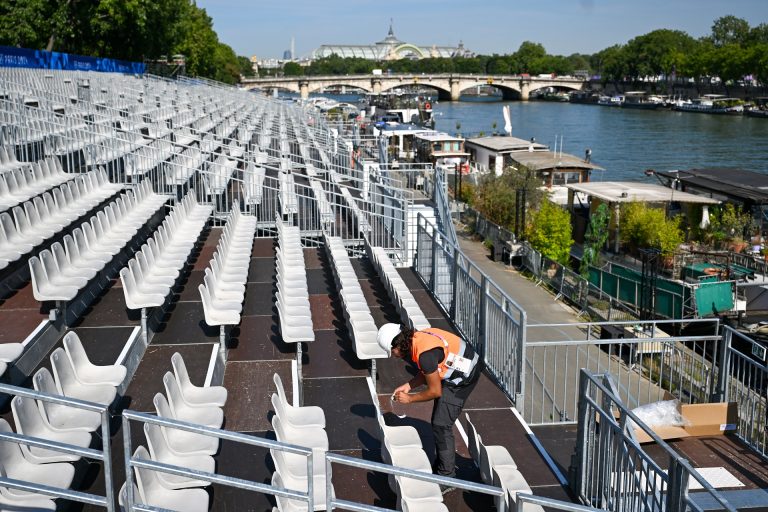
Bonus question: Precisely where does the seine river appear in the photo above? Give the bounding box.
[433,100,768,182]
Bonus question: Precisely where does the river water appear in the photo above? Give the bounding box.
[433,100,768,182]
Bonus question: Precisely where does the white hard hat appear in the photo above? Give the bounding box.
[377,323,401,356]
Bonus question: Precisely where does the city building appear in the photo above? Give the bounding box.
[311,22,473,61]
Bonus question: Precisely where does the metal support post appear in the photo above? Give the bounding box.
[478,276,488,348]
[140,308,148,344]
[370,359,377,392]
[450,246,459,317]
[121,416,135,510]
[296,343,304,406]
[714,326,732,402]
[101,411,115,511]
[430,234,439,294]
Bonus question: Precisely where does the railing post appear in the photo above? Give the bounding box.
[571,370,590,499]
[430,232,439,294]
[102,410,116,512]
[121,415,135,511]
[666,457,689,512]
[714,325,732,402]
[450,245,459,317]
[478,275,488,351]
[515,308,526,410]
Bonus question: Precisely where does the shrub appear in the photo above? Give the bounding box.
[526,199,574,265]
[620,202,683,257]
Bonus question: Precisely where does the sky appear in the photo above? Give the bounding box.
[196,0,768,59]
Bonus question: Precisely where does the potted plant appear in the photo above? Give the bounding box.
[717,204,752,252]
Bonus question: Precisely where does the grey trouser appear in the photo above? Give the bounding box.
[431,366,482,477]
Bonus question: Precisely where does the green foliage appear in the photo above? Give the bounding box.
[703,203,753,245]
[620,202,683,257]
[0,0,249,84]
[526,199,574,265]
[579,203,610,277]
[283,62,304,76]
[472,165,545,230]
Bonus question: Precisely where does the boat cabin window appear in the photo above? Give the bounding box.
[552,171,583,185]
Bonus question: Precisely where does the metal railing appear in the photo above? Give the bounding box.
[413,213,528,405]
[516,493,602,511]
[324,452,507,512]
[524,318,722,425]
[121,410,315,511]
[719,326,767,457]
[574,370,738,512]
[0,383,115,510]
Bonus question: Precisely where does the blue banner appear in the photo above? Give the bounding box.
[0,45,145,74]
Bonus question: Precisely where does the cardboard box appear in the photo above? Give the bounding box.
[634,402,738,444]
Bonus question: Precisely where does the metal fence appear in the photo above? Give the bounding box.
[413,213,528,406]
[524,318,722,425]
[0,383,115,510]
[719,326,767,458]
[325,451,507,512]
[122,410,316,511]
[574,370,739,512]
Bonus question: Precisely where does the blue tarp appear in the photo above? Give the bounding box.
[0,45,145,74]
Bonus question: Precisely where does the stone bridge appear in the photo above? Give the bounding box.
[240,74,587,101]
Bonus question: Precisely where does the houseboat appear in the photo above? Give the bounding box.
[621,91,666,110]
[673,94,745,115]
[412,132,470,174]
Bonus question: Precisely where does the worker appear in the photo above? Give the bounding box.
[377,323,483,481]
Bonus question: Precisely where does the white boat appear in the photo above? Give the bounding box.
[674,94,744,115]
[597,94,624,107]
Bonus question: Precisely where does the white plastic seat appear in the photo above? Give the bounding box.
[31,368,102,433]
[0,343,23,364]
[171,352,227,408]
[272,374,325,427]
[50,348,117,406]
[199,284,240,327]
[130,446,209,512]
[0,419,75,500]
[39,250,88,289]
[10,395,91,464]
[120,267,167,310]
[144,423,214,490]
[0,464,57,511]
[202,273,243,308]
[153,394,219,456]
[29,256,79,302]
[377,415,421,449]
[63,331,127,387]
[162,373,223,428]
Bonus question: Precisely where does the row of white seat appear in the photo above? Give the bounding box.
[202,154,238,196]
[324,234,387,360]
[0,332,126,511]
[198,208,256,328]
[368,246,431,330]
[119,352,227,512]
[377,413,447,511]
[29,180,163,302]
[278,171,298,215]
[270,373,333,511]
[120,191,211,310]
[0,168,121,270]
[0,146,28,174]
[465,414,544,511]
[275,221,314,343]
[0,157,74,212]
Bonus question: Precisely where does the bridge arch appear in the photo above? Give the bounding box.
[527,83,582,94]
[379,83,451,101]
[307,83,373,95]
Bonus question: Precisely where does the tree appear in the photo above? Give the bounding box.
[283,61,303,76]
[514,41,547,73]
[472,165,544,230]
[579,203,610,277]
[238,56,254,77]
[710,15,751,47]
[620,202,683,257]
[526,199,574,265]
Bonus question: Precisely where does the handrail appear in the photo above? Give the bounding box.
[0,382,114,510]
[121,410,315,510]
[324,452,507,511]
[516,493,601,511]
[577,370,738,512]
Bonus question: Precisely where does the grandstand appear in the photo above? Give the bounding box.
[0,67,534,512]
[0,66,764,512]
